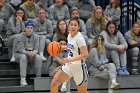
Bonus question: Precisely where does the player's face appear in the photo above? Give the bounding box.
[107,24,116,34]
[133,24,140,35]
[68,20,79,35]
[25,26,34,36]
[59,21,66,33]
[38,9,46,19]
[16,10,24,17]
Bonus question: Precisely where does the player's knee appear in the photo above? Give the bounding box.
[50,78,60,88]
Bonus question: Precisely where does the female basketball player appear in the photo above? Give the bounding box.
[50,17,89,93]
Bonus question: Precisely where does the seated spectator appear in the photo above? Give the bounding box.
[5,8,26,62]
[33,8,53,61]
[52,19,68,41]
[105,0,121,27]
[9,0,23,10]
[86,35,120,89]
[36,0,54,12]
[0,0,15,35]
[48,38,69,92]
[101,21,129,75]
[20,0,40,21]
[86,6,107,46]
[65,0,96,20]
[15,21,42,86]
[125,22,140,75]
[49,0,70,29]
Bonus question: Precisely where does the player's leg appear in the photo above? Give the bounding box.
[77,84,88,93]
[74,63,88,93]
[50,69,70,93]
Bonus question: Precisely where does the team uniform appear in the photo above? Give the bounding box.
[61,32,88,86]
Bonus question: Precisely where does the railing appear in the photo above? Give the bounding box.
[119,0,140,34]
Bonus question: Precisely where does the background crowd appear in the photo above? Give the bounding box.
[0,0,140,90]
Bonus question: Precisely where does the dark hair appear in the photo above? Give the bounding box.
[68,17,80,27]
[105,21,117,35]
[57,37,67,43]
[15,8,27,21]
[54,19,68,39]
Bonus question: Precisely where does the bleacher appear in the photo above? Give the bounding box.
[0,52,140,93]
[0,0,140,93]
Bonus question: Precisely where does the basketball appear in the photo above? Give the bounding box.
[47,41,61,56]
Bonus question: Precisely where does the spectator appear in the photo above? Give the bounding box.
[36,0,54,12]
[5,8,26,62]
[65,0,96,20]
[87,35,120,89]
[15,21,42,86]
[0,0,15,35]
[101,21,129,75]
[125,22,140,75]
[105,0,121,27]
[86,6,107,46]
[33,8,53,61]
[49,0,70,29]
[9,0,23,10]
[52,19,68,41]
[20,0,40,21]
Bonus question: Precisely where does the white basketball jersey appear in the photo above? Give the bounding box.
[67,32,86,64]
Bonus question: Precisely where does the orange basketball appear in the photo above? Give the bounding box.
[47,41,61,56]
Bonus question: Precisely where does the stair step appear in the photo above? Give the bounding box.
[0,77,34,87]
[0,54,10,61]
[0,77,20,86]
[0,62,19,70]
[0,70,19,76]
[0,85,34,92]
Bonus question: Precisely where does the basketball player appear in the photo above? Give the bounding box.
[50,17,89,93]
